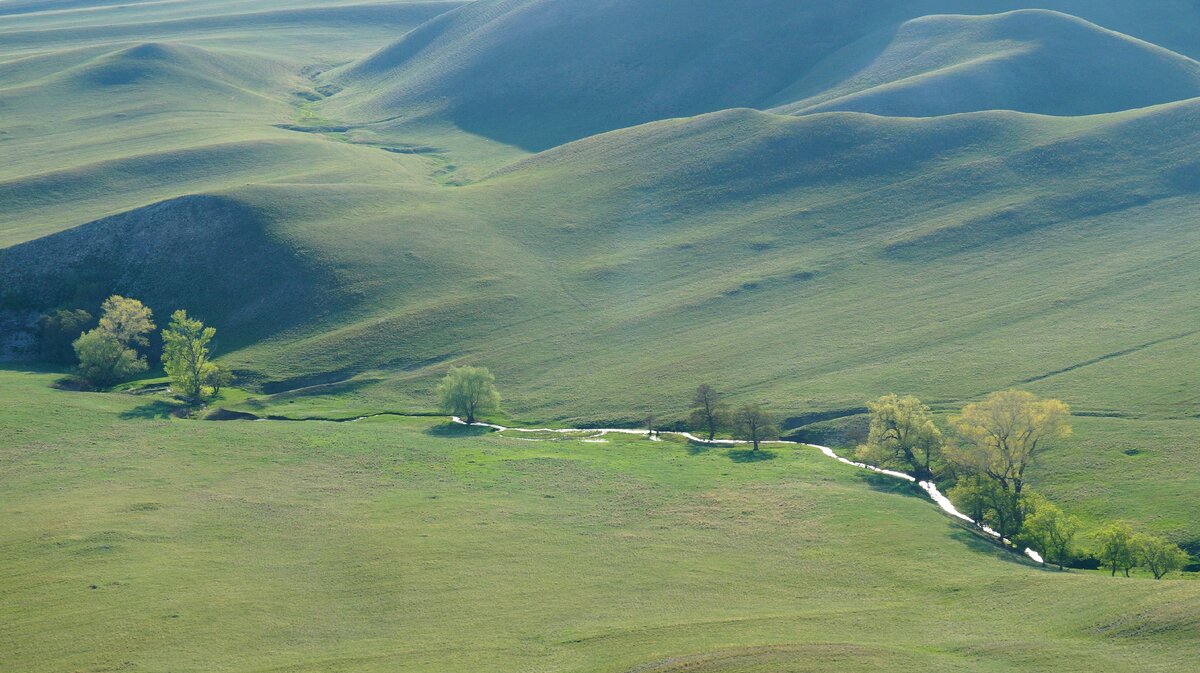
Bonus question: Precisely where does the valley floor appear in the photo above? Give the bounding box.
[1,368,1196,673]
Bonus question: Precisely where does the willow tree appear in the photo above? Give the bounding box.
[856,394,943,479]
[949,390,1071,496]
[438,366,500,425]
[73,329,148,388]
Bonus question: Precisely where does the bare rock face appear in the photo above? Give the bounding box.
[0,310,37,361]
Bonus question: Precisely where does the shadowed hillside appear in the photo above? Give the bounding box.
[0,195,346,350]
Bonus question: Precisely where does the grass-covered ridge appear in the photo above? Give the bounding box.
[327,0,1200,149]
[774,10,1200,117]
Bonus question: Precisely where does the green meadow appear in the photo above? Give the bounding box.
[2,369,1198,673]
[2,0,1200,670]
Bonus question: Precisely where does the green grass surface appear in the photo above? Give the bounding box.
[2,368,1197,673]
[328,0,1200,149]
[3,3,1200,667]
[773,10,1200,117]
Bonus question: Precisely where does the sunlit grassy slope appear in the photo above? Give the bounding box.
[328,0,1200,149]
[0,1,458,245]
[2,368,1197,673]
[773,10,1200,117]
[3,2,1200,670]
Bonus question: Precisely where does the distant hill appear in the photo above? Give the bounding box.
[328,0,1200,149]
[774,10,1200,117]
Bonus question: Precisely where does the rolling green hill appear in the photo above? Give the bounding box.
[327,0,1200,149]
[3,2,1200,668]
[774,10,1200,117]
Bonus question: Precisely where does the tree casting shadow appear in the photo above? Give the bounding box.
[426,422,494,438]
[858,472,924,499]
[118,400,187,420]
[728,448,777,463]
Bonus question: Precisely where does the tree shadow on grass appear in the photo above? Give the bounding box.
[426,422,494,438]
[118,400,188,420]
[857,472,925,499]
[728,448,777,463]
[687,439,729,455]
[947,525,1046,569]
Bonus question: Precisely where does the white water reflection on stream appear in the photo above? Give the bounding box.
[453,417,1045,564]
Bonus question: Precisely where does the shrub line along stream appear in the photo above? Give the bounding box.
[446,416,1046,565]
[212,407,1044,563]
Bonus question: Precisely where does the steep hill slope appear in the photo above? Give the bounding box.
[775,11,1200,117]
[0,195,346,350]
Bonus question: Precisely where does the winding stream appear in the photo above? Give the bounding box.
[451,417,1045,564]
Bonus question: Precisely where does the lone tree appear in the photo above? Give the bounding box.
[438,366,500,425]
[734,404,778,451]
[73,329,148,388]
[162,310,216,400]
[689,384,728,441]
[98,295,155,349]
[856,394,943,480]
[1096,522,1137,577]
[72,295,155,388]
[1021,496,1079,569]
[1134,534,1190,580]
[949,390,1071,496]
[38,309,93,363]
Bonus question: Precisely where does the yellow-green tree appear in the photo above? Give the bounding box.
[1022,496,1079,569]
[97,295,155,348]
[72,295,155,388]
[72,329,147,388]
[1134,534,1190,580]
[438,366,500,425]
[1096,522,1137,577]
[949,390,1071,496]
[856,394,943,479]
[162,310,216,400]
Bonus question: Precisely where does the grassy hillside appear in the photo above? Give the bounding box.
[197,102,1200,419]
[4,1,1200,669]
[774,10,1200,117]
[2,368,1197,673]
[0,2,459,246]
[326,0,1200,150]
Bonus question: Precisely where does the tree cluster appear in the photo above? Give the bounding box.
[1095,522,1191,579]
[57,295,228,401]
[853,389,1190,578]
[679,385,779,449]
